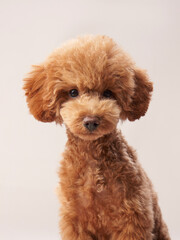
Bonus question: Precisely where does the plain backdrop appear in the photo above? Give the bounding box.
[0,0,180,239]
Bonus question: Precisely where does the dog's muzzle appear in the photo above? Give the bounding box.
[83,116,100,132]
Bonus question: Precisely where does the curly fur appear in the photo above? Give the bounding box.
[23,35,170,240]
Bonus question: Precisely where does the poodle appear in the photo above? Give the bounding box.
[23,35,171,240]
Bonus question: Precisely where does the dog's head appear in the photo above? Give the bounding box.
[23,35,153,140]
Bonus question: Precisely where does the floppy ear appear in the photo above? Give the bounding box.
[23,65,57,122]
[120,68,153,121]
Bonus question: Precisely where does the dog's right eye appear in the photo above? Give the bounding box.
[103,89,113,98]
[69,89,79,98]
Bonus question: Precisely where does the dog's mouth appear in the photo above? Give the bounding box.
[76,130,102,141]
[67,115,118,141]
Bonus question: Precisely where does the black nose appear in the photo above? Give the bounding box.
[83,116,100,132]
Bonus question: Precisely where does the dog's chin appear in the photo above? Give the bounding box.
[75,132,103,141]
[69,127,117,141]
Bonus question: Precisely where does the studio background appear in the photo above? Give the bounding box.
[1,0,180,239]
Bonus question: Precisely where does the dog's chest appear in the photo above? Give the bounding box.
[81,163,106,193]
[73,158,126,232]
[75,158,123,209]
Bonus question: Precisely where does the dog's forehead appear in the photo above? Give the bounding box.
[60,58,132,93]
[47,36,134,92]
[62,59,119,92]
[52,52,114,91]
[69,57,109,91]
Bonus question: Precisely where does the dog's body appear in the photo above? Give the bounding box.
[24,35,170,239]
[59,130,169,240]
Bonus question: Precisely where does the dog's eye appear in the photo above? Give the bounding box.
[103,90,113,98]
[69,89,79,98]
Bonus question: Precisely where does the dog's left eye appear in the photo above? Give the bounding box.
[103,90,113,98]
[69,89,79,98]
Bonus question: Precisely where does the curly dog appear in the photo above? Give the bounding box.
[23,35,170,240]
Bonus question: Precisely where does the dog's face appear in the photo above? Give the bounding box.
[23,35,153,141]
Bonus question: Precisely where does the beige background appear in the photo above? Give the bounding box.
[0,0,180,239]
